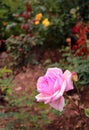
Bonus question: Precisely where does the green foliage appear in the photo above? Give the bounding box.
[78,0,89,21]
[60,47,89,86]
[85,108,89,118]
[52,109,64,116]
[0,67,13,96]
[6,34,39,68]
[0,0,24,39]
[46,46,89,86]
[1,0,89,69]
[29,0,78,47]
[4,0,80,68]
[5,2,44,68]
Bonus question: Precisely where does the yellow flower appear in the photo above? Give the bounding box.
[35,13,42,21]
[34,20,40,25]
[42,18,50,27]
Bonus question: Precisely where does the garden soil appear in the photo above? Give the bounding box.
[13,65,89,130]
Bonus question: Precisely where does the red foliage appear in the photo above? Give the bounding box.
[72,22,81,34]
[20,3,32,19]
[20,12,30,19]
[71,21,89,55]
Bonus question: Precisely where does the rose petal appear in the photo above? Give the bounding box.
[35,68,74,112]
[46,67,63,77]
[37,73,64,94]
[51,81,66,101]
[49,96,65,111]
[35,93,52,103]
[37,76,49,93]
[35,81,66,104]
[63,70,74,91]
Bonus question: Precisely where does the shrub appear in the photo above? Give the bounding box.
[29,0,79,47]
[0,0,24,40]
[0,66,13,103]
[5,0,80,68]
[6,3,44,68]
[59,46,89,86]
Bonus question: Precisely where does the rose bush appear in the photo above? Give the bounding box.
[35,67,74,111]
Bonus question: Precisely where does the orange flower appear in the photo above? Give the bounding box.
[35,13,42,21]
[42,18,50,27]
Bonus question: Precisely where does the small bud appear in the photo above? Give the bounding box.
[72,72,78,81]
[66,38,71,43]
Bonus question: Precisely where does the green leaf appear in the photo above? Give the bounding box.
[0,66,12,77]
[85,108,89,117]
[0,77,13,87]
[52,109,64,116]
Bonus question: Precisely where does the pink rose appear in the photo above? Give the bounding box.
[35,67,74,111]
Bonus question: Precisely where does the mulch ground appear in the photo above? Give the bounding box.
[13,65,89,130]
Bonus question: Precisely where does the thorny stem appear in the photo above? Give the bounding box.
[65,94,85,123]
[74,82,86,122]
[65,83,86,123]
